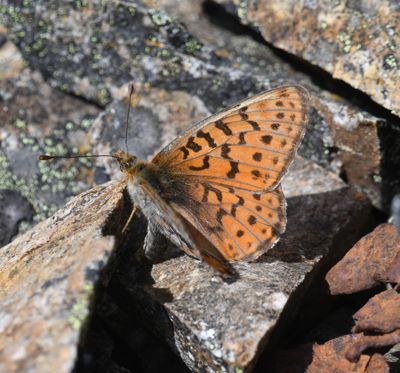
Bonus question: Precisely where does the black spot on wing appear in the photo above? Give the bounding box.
[227,161,239,179]
[189,156,210,171]
[186,136,202,152]
[179,146,189,159]
[240,112,248,120]
[221,144,232,159]
[216,208,228,224]
[253,152,262,161]
[248,120,260,130]
[261,135,272,144]
[248,215,257,225]
[202,183,223,202]
[197,130,217,148]
[215,120,232,135]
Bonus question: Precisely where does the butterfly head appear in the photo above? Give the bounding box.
[112,150,138,174]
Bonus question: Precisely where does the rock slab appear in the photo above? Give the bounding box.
[0,180,125,373]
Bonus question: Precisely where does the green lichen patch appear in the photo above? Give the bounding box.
[68,282,94,331]
[383,53,397,71]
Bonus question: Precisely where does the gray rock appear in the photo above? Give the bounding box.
[0,65,100,234]
[0,189,34,246]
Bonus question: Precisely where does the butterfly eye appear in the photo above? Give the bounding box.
[136,163,145,172]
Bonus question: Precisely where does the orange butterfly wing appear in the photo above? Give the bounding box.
[171,184,286,261]
[152,86,309,261]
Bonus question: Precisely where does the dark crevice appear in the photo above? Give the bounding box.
[60,87,106,110]
[74,195,188,373]
[202,0,400,126]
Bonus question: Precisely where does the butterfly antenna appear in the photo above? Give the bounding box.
[38,154,115,161]
[125,83,135,154]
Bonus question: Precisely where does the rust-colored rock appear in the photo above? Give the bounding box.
[261,336,391,373]
[326,223,400,295]
[353,289,400,334]
[376,252,400,286]
[308,335,370,373]
[0,180,125,373]
[345,329,400,363]
[365,354,389,373]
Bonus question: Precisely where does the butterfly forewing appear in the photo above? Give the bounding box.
[153,85,309,192]
[151,85,309,261]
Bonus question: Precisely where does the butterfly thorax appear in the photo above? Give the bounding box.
[112,149,161,181]
[111,149,164,190]
[112,150,138,175]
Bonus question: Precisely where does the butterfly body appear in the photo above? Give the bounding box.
[115,151,235,274]
[113,86,310,275]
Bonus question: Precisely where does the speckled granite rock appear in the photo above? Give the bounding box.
[0,48,100,230]
[0,180,125,373]
[214,0,400,117]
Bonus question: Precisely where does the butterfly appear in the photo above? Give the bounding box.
[41,85,310,278]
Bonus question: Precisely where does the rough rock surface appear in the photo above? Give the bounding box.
[0,0,394,213]
[326,223,400,295]
[215,0,400,117]
[0,41,100,226]
[0,180,126,373]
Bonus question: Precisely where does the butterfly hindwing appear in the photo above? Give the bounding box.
[172,183,286,261]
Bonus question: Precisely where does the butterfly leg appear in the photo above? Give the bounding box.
[122,206,138,234]
[143,221,181,263]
